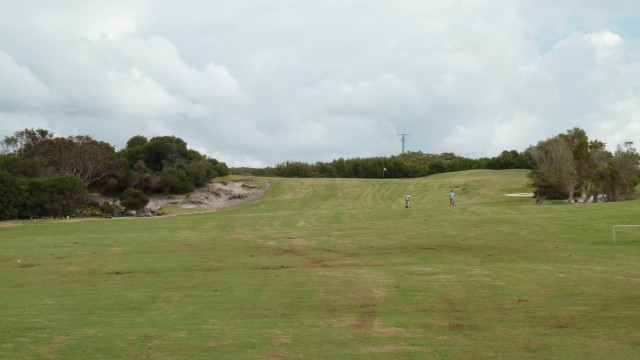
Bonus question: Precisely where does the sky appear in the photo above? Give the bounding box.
[1,1,640,167]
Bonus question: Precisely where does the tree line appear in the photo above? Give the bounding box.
[234,150,534,178]
[1,127,637,220]
[234,127,639,203]
[0,129,229,220]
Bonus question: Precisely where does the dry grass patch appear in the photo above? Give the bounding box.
[361,344,424,354]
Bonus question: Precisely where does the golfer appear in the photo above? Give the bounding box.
[405,193,411,208]
[449,190,455,206]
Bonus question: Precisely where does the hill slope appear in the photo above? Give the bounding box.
[1,170,639,359]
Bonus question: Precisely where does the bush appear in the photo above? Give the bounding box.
[0,171,27,220]
[29,175,87,217]
[134,173,161,193]
[119,188,149,211]
[99,202,118,217]
[160,167,195,193]
[212,162,230,177]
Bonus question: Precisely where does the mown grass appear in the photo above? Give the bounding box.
[1,170,639,359]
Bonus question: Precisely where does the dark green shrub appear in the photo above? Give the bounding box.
[119,188,149,211]
[0,171,27,220]
[160,167,194,193]
[99,201,118,217]
[28,175,87,217]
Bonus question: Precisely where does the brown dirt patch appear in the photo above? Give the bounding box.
[0,222,20,228]
[146,178,269,212]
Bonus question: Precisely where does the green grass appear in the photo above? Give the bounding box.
[157,204,212,215]
[1,169,639,359]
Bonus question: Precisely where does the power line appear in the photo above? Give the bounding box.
[397,133,410,153]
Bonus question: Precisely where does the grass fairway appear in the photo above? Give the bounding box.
[1,170,639,359]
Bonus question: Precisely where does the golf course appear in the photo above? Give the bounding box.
[1,169,639,359]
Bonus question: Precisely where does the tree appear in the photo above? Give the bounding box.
[529,137,578,204]
[486,150,534,170]
[144,136,191,172]
[118,135,227,194]
[595,143,640,201]
[126,135,148,148]
[0,155,51,178]
[1,136,18,155]
[2,128,54,158]
[49,136,125,186]
[120,135,149,167]
[559,128,607,197]
[2,129,125,187]
[274,161,320,178]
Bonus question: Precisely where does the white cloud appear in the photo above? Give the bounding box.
[586,30,624,61]
[0,51,51,109]
[1,1,640,166]
[102,14,139,40]
[297,73,430,118]
[103,35,252,106]
[0,112,49,135]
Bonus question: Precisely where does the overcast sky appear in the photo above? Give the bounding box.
[1,1,639,167]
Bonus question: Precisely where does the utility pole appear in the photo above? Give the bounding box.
[397,133,410,153]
